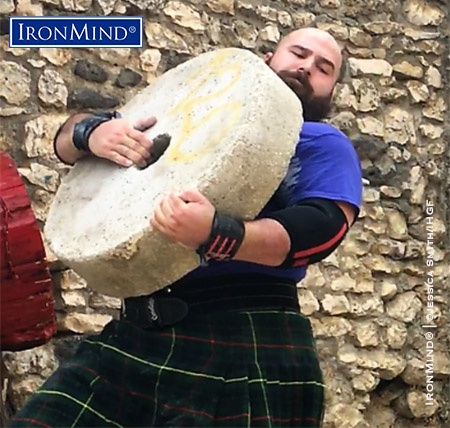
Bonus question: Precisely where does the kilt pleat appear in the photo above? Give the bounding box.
[9,310,324,428]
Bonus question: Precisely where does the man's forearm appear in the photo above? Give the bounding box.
[233,218,290,266]
[54,113,93,164]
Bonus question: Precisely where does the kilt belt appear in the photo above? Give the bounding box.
[122,274,300,329]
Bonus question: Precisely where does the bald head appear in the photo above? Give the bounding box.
[280,28,343,74]
[265,27,342,97]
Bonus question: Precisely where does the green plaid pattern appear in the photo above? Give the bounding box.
[9,310,324,427]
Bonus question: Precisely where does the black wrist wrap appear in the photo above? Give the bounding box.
[72,110,122,152]
[196,212,245,265]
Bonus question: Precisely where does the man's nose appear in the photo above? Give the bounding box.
[297,59,314,75]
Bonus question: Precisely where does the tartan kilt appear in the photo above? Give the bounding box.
[9,310,324,428]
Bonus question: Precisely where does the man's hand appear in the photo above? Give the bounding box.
[150,189,215,249]
[89,116,157,168]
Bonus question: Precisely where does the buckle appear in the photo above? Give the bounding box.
[122,296,189,329]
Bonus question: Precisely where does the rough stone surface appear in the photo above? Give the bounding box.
[45,48,303,297]
[74,60,108,83]
[0,62,31,105]
[67,88,120,109]
[2,2,449,427]
[115,68,143,88]
[38,69,68,107]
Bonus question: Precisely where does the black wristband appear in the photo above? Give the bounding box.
[72,111,121,153]
[72,116,111,152]
[196,212,245,265]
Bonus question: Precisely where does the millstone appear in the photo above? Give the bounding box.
[44,48,303,297]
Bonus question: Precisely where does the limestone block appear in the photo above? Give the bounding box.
[386,291,422,322]
[0,61,31,105]
[38,69,68,107]
[163,2,204,32]
[145,22,189,53]
[298,289,319,315]
[206,0,234,14]
[18,163,60,192]
[45,48,303,297]
[348,58,393,77]
[39,48,71,66]
[0,0,14,13]
[58,313,113,333]
[403,0,445,26]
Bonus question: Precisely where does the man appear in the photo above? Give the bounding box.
[10,27,362,427]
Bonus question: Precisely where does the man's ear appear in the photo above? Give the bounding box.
[263,52,273,63]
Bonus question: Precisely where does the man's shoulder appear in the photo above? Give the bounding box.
[299,121,349,142]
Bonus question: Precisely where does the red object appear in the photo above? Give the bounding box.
[0,152,56,351]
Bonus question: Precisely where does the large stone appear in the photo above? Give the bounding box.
[419,123,444,140]
[24,115,68,159]
[327,403,368,428]
[44,49,303,297]
[348,58,393,76]
[356,116,384,137]
[425,66,443,88]
[385,321,408,349]
[321,294,350,315]
[38,69,68,107]
[349,28,372,47]
[163,1,205,32]
[393,61,423,79]
[89,293,122,309]
[58,269,88,290]
[311,317,353,338]
[68,88,120,110]
[351,79,380,112]
[338,345,406,379]
[140,49,162,72]
[423,95,445,122]
[97,0,116,14]
[61,290,87,307]
[351,371,379,392]
[74,60,108,83]
[383,106,416,145]
[39,48,71,66]
[406,80,429,103]
[298,289,319,315]
[353,321,380,347]
[206,0,234,14]
[18,163,60,192]
[58,313,112,333]
[97,48,131,66]
[0,61,31,105]
[60,0,92,11]
[0,0,14,13]
[259,25,281,43]
[145,22,189,53]
[16,0,43,14]
[386,292,422,322]
[403,0,445,26]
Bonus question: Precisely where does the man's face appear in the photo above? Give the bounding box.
[266,29,342,121]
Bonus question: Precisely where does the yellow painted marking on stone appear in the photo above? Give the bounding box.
[166,50,243,163]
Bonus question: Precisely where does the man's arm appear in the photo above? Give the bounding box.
[234,201,355,266]
[54,113,157,168]
[54,113,94,165]
[150,189,356,267]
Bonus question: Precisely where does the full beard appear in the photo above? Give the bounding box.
[275,70,332,122]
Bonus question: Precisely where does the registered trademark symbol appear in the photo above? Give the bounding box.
[129,26,136,33]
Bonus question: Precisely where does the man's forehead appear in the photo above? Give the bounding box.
[284,29,342,68]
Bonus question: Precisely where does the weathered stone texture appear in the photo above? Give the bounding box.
[1,0,449,427]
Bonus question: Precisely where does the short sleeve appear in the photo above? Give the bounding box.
[282,124,363,215]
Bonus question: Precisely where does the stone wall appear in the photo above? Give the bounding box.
[1,0,449,427]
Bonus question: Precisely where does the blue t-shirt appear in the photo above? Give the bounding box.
[182,121,362,283]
